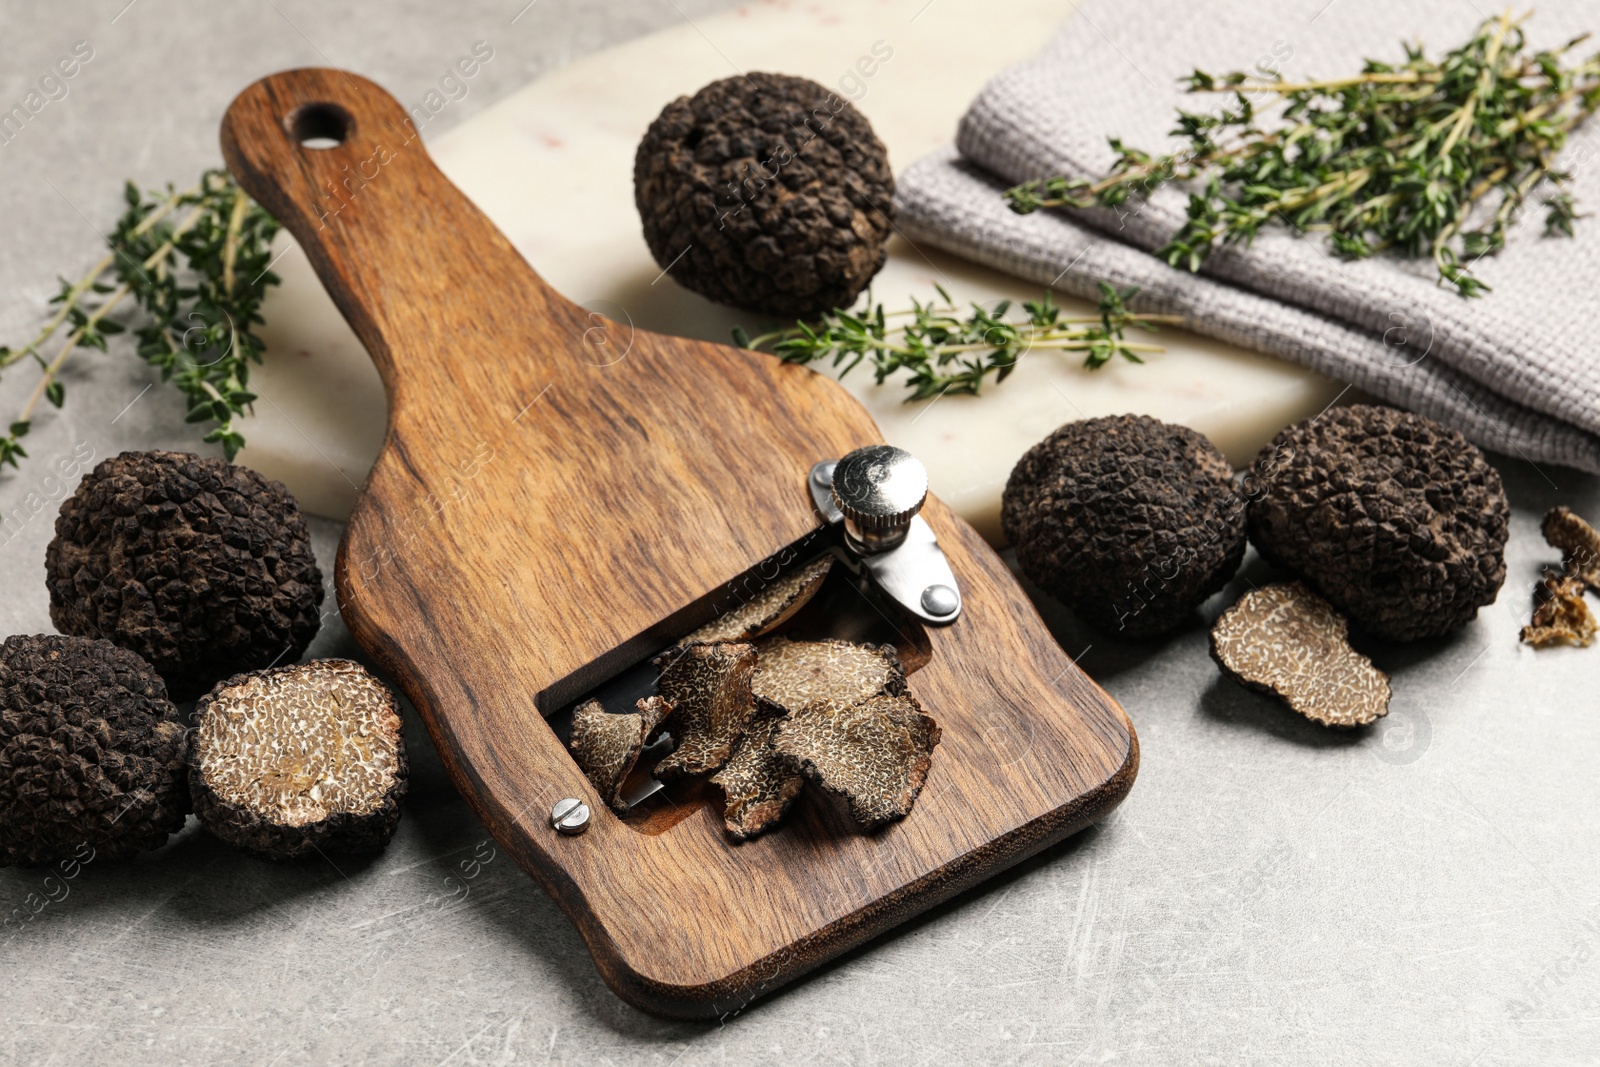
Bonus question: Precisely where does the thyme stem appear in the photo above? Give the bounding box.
[1004,14,1600,296]
[736,284,1177,401]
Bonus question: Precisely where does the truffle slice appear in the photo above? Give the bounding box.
[190,659,408,859]
[570,696,673,813]
[46,450,325,701]
[752,636,905,715]
[775,694,940,830]
[652,643,757,782]
[1002,414,1246,638]
[710,713,804,841]
[0,635,189,867]
[685,557,833,645]
[1245,406,1509,642]
[1543,507,1600,591]
[1521,570,1597,648]
[1210,582,1390,728]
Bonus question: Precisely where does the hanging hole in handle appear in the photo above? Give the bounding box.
[289,102,352,150]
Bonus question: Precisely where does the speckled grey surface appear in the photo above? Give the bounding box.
[2,3,1598,1065]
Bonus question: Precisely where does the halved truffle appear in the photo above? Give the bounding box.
[1244,406,1509,642]
[46,450,324,700]
[189,659,407,859]
[1210,582,1391,728]
[652,642,757,782]
[751,636,904,714]
[570,696,673,813]
[686,556,833,645]
[634,72,894,318]
[0,635,189,867]
[1543,507,1600,591]
[1002,415,1246,638]
[774,693,940,830]
[710,712,804,841]
[1521,570,1597,648]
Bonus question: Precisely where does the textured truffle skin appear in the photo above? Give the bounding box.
[1002,415,1247,638]
[1245,406,1509,642]
[189,659,407,860]
[0,634,189,867]
[633,72,894,318]
[46,451,325,701]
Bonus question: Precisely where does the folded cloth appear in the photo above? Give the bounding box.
[893,0,1600,473]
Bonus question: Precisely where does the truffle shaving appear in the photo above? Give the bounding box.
[685,557,833,645]
[652,643,757,782]
[1210,582,1390,728]
[710,713,804,841]
[1521,570,1597,648]
[774,694,940,830]
[570,696,672,813]
[1543,506,1600,591]
[190,659,408,859]
[752,636,904,715]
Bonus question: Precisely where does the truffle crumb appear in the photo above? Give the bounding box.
[189,659,408,859]
[652,643,757,782]
[710,712,804,841]
[1210,582,1390,728]
[775,693,940,830]
[570,696,673,813]
[1521,570,1597,648]
[633,72,894,318]
[46,450,324,700]
[1245,406,1509,642]
[752,636,904,715]
[0,635,189,867]
[685,557,833,645]
[1543,507,1600,591]
[1002,414,1246,638]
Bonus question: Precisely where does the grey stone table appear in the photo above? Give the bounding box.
[2,3,1597,1064]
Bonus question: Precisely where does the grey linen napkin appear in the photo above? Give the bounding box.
[894,0,1600,474]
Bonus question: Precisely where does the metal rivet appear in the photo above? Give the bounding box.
[921,584,959,617]
[551,798,590,835]
[811,462,836,489]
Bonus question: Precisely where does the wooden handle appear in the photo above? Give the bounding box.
[221,68,585,403]
[221,68,1137,1019]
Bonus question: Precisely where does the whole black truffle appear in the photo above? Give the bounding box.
[1244,405,1509,642]
[46,451,324,701]
[1003,415,1247,638]
[189,659,407,859]
[634,72,894,318]
[0,634,189,867]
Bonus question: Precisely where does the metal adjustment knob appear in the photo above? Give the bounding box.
[830,445,928,553]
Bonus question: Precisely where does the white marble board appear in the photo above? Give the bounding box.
[237,0,1342,543]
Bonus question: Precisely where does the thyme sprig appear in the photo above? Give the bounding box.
[736,283,1178,400]
[1004,14,1600,296]
[0,169,280,468]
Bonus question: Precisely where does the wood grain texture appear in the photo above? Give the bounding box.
[221,68,1138,1019]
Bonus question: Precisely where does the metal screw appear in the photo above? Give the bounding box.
[551,798,591,835]
[811,461,836,489]
[921,584,959,617]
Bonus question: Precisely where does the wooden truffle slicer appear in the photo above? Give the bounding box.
[221,69,1138,1019]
